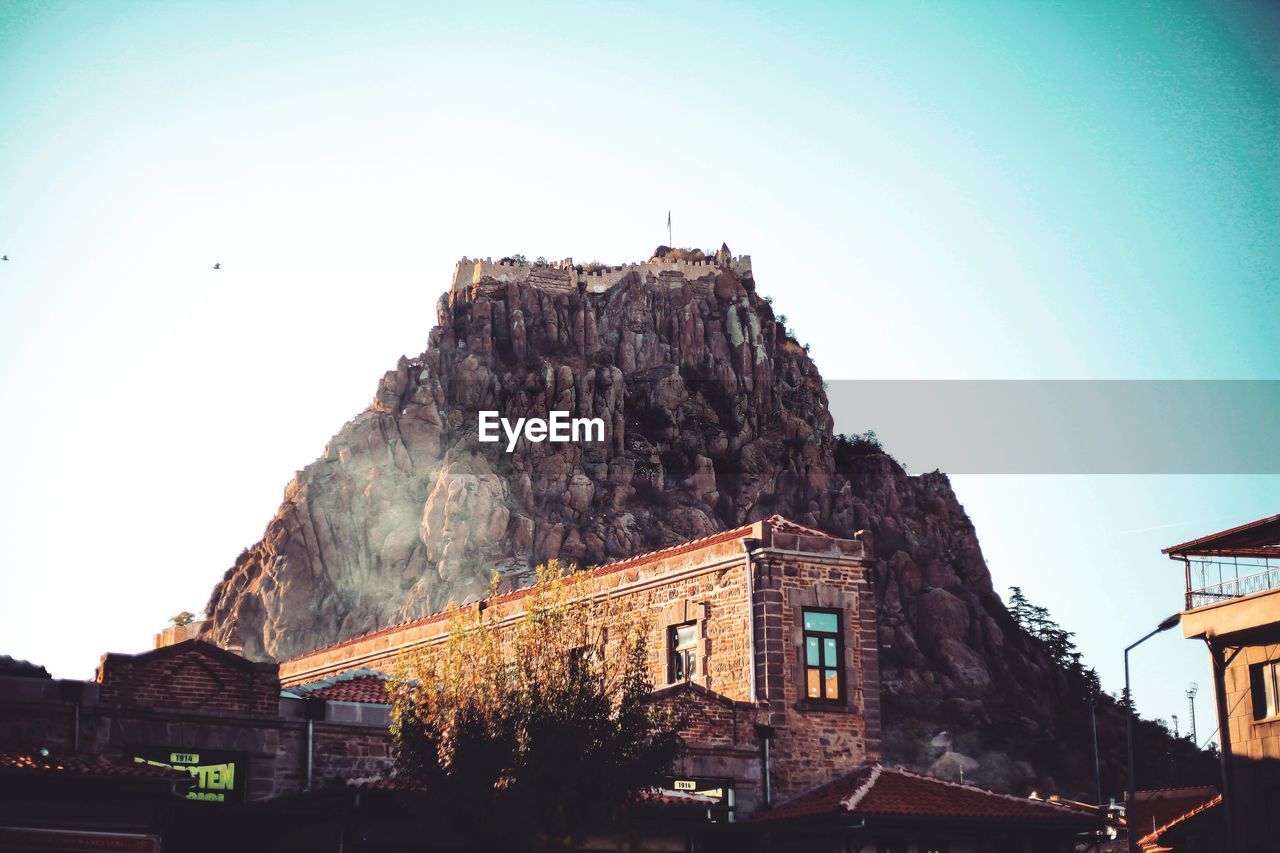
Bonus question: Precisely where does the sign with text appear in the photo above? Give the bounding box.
[664,777,735,822]
[129,747,245,803]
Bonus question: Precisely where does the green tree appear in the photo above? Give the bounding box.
[169,611,196,627]
[1007,587,1099,701]
[1007,586,1032,627]
[390,562,684,851]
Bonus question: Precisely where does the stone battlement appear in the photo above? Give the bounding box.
[452,251,753,295]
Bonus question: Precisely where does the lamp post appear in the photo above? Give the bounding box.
[1125,613,1181,853]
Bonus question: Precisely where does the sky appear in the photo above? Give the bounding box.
[0,0,1277,748]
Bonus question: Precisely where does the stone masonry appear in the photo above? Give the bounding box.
[3,515,878,819]
[279,514,879,813]
[0,641,394,803]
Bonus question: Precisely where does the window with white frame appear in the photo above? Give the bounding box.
[668,623,697,683]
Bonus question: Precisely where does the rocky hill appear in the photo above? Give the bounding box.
[202,245,1210,796]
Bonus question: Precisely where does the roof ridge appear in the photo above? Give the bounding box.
[873,765,1084,815]
[286,666,391,694]
[840,763,882,810]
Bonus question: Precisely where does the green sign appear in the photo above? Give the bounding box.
[130,747,245,803]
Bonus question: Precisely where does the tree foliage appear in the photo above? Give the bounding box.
[1007,586,1101,699]
[389,562,684,850]
[834,430,883,464]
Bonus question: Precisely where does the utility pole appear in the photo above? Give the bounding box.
[1172,715,1180,738]
[1187,683,1199,742]
[1090,693,1103,807]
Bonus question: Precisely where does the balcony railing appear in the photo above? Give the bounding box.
[1187,565,1280,610]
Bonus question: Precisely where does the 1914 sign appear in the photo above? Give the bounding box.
[129,748,245,803]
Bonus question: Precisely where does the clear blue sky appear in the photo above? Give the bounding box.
[1,1,1276,744]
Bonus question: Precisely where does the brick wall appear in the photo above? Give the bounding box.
[0,679,80,753]
[3,519,878,818]
[763,550,879,801]
[281,531,764,702]
[98,641,279,716]
[1,645,395,804]
[311,723,393,785]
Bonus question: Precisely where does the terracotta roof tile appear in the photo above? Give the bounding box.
[287,668,391,704]
[309,676,388,703]
[0,752,190,783]
[1136,792,1221,845]
[752,764,1100,824]
[1127,787,1220,843]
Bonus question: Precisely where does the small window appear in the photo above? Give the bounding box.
[1251,659,1280,720]
[668,623,698,683]
[802,608,843,702]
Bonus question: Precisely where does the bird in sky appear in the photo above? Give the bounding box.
[212,262,221,270]
[1,255,9,261]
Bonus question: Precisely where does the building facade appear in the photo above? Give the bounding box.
[279,514,881,813]
[0,515,1102,850]
[1169,512,1280,853]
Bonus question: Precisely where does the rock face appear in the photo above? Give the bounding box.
[201,247,1146,794]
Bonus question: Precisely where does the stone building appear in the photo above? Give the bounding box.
[1,515,1100,850]
[279,514,880,813]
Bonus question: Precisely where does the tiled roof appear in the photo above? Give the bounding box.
[752,764,1100,824]
[1163,512,1280,557]
[1127,787,1220,843]
[284,515,839,664]
[0,752,190,783]
[1136,792,1221,846]
[286,667,391,703]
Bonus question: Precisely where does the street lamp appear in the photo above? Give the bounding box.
[1125,613,1181,853]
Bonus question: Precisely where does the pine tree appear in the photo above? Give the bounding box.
[1006,586,1100,700]
[1007,586,1032,629]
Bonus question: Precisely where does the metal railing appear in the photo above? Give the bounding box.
[1187,565,1280,609]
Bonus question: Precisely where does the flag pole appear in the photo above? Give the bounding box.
[667,211,672,247]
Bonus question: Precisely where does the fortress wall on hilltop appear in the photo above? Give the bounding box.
[452,254,753,295]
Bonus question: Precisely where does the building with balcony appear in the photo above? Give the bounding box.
[1168,512,1280,853]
